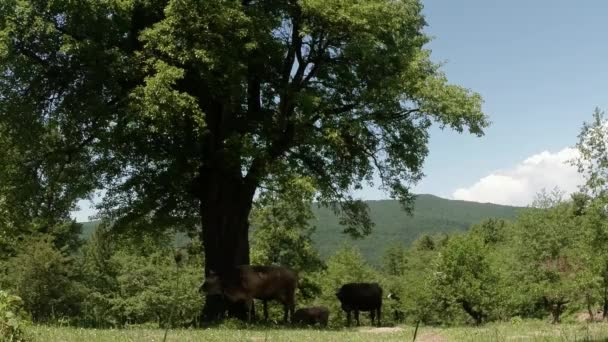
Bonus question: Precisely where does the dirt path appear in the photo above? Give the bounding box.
[359,327,404,333]
[416,332,448,342]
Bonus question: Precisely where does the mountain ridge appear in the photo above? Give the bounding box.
[309,194,520,263]
[79,194,521,264]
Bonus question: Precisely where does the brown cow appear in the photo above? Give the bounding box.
[201,265,297,322]
[293,306,330,327]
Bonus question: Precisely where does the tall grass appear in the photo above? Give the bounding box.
[26,320,608,342]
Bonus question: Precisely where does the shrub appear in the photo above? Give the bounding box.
[0,290,30,341]
[1,236,84,322]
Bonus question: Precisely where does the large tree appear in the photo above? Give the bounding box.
[0,0,487,318]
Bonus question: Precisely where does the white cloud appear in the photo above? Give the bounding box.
[452,147,584,206]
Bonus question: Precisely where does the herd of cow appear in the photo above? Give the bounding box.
[201,265,385,327]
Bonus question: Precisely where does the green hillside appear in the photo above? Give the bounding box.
[311,194,520,264]
[79,194,521,264]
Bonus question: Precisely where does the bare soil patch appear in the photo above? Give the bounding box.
[576,311,604,323]
[416,332,447,342]
[359,327,404,333]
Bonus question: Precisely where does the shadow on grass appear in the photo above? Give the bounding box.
[199,318,397,332]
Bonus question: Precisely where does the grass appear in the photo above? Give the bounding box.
[26,320,608,342]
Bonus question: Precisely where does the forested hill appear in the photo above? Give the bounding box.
[310,194,520,264]
[80,194,521,264]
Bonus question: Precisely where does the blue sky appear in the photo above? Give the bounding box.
[72,1,608,221]
[360,0,608,204]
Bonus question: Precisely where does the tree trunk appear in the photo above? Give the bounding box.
[585,293,595,322]
[551,304,563,324]
[587,295,595,322]
[198,170,256,322]
[548,300,568,324]
[460,300,483,325]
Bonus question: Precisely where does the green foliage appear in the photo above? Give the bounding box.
[250,177,325,302]
[394,236,443,324]
[431,233,501,324]
[314,246,378,326]
[574,108,608,197]
[512,196,589,323]
[382,244,408,277]
[0,0,488,241]
[110,249,202,327]
[0,291,30,341]
[251,177,323,273]
[573,108,608,319]
[322,246,378,292]
[79,228,203,328]
[0,236,84,323]
[469,218,509,246]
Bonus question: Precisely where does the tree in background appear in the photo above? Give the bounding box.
[382,244,408,277]
[469,218,508,246]
[316,246,377,326]
[250,177,324,303]
[0,0,487,319]
[396,235,445,324]
[578,196,608,320]
[512,193,588,323]
[78,226,203,328]
[573,108,608,320]
[0,236,84,322]
[574,108,608,197]
[250,177,323,272]
[431,233,500,325]
[78,226,119,327]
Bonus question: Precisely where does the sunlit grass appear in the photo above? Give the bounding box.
[26,320,608,342]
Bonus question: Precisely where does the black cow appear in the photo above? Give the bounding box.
[336,282,382,326]
[292,306,330,327]
[201,265,298,322]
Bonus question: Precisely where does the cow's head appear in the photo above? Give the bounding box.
[201,270,223,295]
[335,288,349,310]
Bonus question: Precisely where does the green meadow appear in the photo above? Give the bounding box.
[26,321,608,342]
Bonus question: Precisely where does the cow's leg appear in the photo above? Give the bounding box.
[263,300,269,322]
[250,301,256,322]
[245,299,254,323]
[370,309,375,326]
[283,302,288,323]
[286,296,295,324]
[346,310,351,327]
[377,307,381,326]
[355,310,360,326]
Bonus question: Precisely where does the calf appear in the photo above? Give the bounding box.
[292,306,330,327]
[201,265,297,323]
[336,282,382,326]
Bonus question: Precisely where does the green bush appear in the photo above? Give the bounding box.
[78,230,204,328]
[1,236,84,323]
[0,291,30,341]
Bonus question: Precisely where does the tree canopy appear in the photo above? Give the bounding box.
[0,0,487,235]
